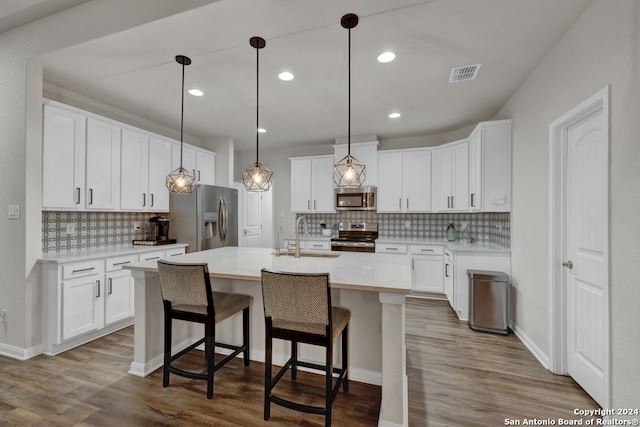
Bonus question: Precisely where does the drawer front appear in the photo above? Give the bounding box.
[376,243,408,254]
[410,245,444,255]
[138,250,166,262]
[306,241,330,251]
[165,247,186,257]
[62,259,102,280]
[105,255,137,272]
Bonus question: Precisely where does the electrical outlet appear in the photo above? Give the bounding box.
[8,205,20,219]
[65,224,76,235]
[404,221,411,229]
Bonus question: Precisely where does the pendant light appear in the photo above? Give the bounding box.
[166,55,196,194]
[334,13,366,188]
[242,36,273,192]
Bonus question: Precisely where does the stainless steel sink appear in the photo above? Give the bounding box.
[272,250,341,258]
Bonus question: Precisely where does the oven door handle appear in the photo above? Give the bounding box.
[331,241,375,248]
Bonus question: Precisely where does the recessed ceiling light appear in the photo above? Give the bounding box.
[377,52,396,63]
[389,112,401,119]
[258,128,266,133]
[278,71,294,81]
[188,89,204,96]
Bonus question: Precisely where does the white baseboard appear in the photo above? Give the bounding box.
[0,342,42,361]
[509,320,550,369]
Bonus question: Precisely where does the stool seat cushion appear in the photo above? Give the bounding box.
[172,292,251,323]
[272,307,350,342]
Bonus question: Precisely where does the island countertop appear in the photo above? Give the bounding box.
[125,246,412,295]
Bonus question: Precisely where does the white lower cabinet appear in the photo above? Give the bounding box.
[41,245,187,355]
[60,260,104,341]
[443,249,454,306]
[283,239,330,252]
[410,245,444,293]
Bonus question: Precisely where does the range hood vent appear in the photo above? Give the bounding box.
[449,64,481,83]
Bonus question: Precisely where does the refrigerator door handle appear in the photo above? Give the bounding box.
[222,197,228,244]
[218,197,225,245]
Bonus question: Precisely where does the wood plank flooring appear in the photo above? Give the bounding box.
[406,297,599,426]
[0,298,597,426]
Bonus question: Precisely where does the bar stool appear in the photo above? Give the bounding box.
[260,268,349,426]
[157,260,251,399]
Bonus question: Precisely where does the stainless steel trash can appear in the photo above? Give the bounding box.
[468,270,510,334]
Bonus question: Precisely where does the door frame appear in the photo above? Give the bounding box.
[548,85,610,407]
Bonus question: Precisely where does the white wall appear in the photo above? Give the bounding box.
[0,0,218,354]
[497,0,639,407]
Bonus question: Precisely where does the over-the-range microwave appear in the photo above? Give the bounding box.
[335,186,376,211]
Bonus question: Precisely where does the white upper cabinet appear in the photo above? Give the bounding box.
[433,140,469,212]
[333,141,379,187]
[378,148,432,213]
[42,104,86,209]
[290,155,335,213]
[121,130,171,211]
[171,144,216,186]
[43,101,215,212]
[468,119,512,212]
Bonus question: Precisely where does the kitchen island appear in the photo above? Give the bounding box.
[125,246,411,427]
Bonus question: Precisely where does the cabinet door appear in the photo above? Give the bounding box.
[377,152,404,212]
[120,129,148,210]
[411,255,444,293]
[443,252,454,306]
[42,105,86,209]
[62,276,104,340]
[403,150,432,212]
[86,118,121,210]
[105,270,134,325]
[290,158,312,212]
[432,147,453,211]
[468,130,482,211]
[312,156,336,213]
[172,143,196,174]
[195,149,215,185]
[451,142,469,211]
[148,137,172,211]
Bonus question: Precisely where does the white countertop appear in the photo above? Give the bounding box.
[125,246,412,295]
[39,243,189,263]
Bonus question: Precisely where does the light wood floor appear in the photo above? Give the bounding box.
[0,298,597,426]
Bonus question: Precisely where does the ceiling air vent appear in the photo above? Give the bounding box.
[449,64,481,83]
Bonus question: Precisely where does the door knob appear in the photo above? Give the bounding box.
[562,260,574,269]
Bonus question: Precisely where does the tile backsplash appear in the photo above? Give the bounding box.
[296,212,510,249]
[42,211,158,253]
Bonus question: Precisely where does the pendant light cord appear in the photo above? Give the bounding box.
[256,42,260,165]
[347,24,351,157]
[180,60,185,168]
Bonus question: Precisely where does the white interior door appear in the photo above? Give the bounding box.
[565,107,607,406]
[241,189,261,248]
[550,86,609,408]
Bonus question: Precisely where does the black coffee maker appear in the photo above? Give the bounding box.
[149,216,170,241]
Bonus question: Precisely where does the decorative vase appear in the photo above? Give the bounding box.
[445,223,457,242]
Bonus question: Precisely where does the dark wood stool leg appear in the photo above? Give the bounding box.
[291,340,298,380]
[205,320,215,399]
[325,342,333,427]
[343,324,349,392]
[162,302,172,387]
[264,320,273,420]
[243,307,250,366]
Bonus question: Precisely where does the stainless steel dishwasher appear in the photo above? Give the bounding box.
[468,270,510,334]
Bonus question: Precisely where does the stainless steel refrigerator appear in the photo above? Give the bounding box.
[168,184,238,253]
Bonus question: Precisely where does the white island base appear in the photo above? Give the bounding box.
[125,247,410,427]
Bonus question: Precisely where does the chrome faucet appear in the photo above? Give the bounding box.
[274,226,283,256]
[294,216,309,258]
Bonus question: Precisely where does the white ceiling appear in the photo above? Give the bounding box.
[13,0,593,152]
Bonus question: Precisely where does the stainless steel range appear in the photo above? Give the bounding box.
[331,222,378,253]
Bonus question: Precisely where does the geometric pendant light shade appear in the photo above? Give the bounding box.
[166,54,196,194]
[242,36,273,192]
[334,13,366,188]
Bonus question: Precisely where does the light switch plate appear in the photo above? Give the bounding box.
[8,205,20,219]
